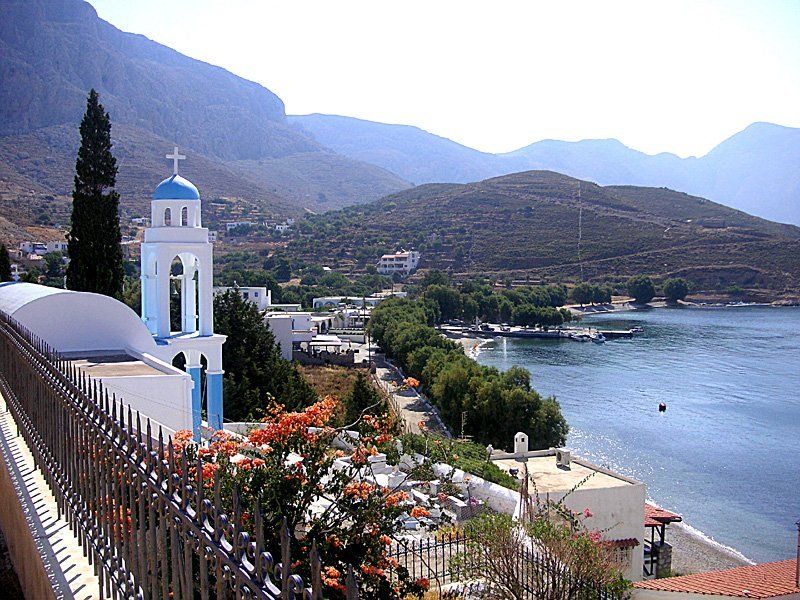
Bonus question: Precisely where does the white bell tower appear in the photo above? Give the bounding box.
[141,147,225,437]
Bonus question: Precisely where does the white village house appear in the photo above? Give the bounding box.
[376,250,420,276]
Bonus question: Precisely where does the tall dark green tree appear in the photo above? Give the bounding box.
[0,244,12,282]
[66,89,124,298]
[214,290,316,420]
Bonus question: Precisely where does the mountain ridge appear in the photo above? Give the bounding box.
[291,115,800,225]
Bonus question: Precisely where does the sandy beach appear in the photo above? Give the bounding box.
[666,521,753,575]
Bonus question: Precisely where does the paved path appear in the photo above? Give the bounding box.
[372,354,451,437]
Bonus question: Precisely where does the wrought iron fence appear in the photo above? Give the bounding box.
[0,311,358,600]
[388,531,625,599]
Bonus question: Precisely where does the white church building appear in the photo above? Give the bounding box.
[140,147,225,435]
[0,148,225,440]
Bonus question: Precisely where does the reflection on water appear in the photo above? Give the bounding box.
[476,307,800,562]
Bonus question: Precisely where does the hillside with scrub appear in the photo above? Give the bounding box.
[286,170,800,298]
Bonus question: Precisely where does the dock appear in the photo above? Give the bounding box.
[440,324,637,341]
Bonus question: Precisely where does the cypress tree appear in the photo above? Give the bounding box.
[0,244,12,282]
[66,89,124,298]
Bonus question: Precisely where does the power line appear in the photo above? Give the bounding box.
[577,181,584,281]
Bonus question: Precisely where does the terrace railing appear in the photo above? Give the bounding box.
[0,311,358,600]
[388,531,625,599]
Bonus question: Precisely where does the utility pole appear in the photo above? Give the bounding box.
[577,181,584,281]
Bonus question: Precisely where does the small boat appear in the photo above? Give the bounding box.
[570,332,592,342]
[589,332,606,344]
[630,326,644,334]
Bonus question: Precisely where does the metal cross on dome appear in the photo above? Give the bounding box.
[166,146,186,175]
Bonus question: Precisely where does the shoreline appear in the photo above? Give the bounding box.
[454,336,490,358]
[666,519,754,575]
[570,298,799,317]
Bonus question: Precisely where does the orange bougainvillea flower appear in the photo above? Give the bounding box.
[249,397,338,447]
[410,506,430,519]
[384,491,408,507]
[344,481,375,500]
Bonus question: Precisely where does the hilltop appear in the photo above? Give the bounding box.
[292,115,800,225]
[286,171,800,296]
[0,0,409,239]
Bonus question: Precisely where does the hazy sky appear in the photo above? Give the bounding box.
[87,0,800,157]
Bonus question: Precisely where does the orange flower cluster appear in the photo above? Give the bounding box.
[384,491,408,508]
[248,397,338,447]
[344,481,375,500]
[208,430,241,457]
[415,577,430,591]
[172,429,195,454]
[360,564,385,578]
[410,506,430,519]
[403,377,420,389]
[322,566,345,594]
[200,462,218,488]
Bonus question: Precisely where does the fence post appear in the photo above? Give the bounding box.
[309,540,322,600]
[345,566,359,600]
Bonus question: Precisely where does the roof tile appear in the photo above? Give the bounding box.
[633,559,799,598]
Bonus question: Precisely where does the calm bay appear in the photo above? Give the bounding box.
[475,306,800,563]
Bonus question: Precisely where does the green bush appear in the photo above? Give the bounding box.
[627,275,656,303]
[662,278,689,302]
[369,298,568,450]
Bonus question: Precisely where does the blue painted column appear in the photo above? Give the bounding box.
[187,365,203,441]
[206,371,224,432]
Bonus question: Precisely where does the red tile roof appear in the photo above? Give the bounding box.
[645,502,683,528]
[633,559,799,598]
[606,537,640,548]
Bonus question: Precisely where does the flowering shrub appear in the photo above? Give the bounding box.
[174,396,426,599]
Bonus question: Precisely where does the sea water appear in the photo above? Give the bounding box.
[475,306,800,563]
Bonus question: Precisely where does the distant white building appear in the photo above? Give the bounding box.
[312,290,407,310]
[130,217,151,227]
[275,223,290,233]
[214,285,301,312]
[208,230,218,243]
[19,242,48,256]
[377,250,420,276]
[225,221,256,232]
[46,240,68,254]
[263,311,342,360]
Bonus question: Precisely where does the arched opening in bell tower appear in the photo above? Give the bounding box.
[169,253,201,334]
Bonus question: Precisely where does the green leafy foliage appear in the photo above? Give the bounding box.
[343,372,383,425]
[369,298,568,450]
[627,275,656,304]
[65,89,124,299]
[0,244,12,282]
[399,433,518,489]
[213,290,316,420]
[662,277,689,302]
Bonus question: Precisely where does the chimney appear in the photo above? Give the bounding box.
[796,519,800,587]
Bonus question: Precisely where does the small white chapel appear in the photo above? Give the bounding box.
[0,147,225,440]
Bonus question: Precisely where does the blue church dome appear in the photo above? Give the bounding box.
[153,175,200,200]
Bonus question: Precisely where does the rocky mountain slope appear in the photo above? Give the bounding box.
[0,0,410,237]
[287,171,800,295]
[292,115,800,225]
